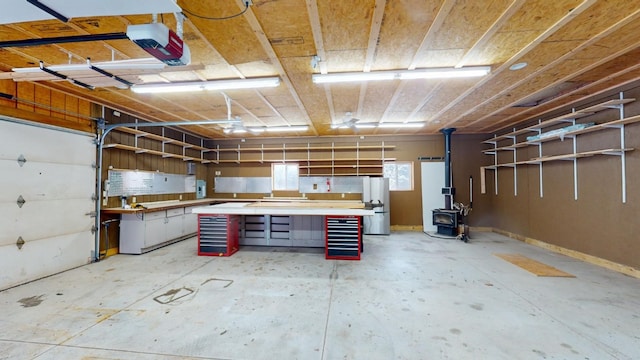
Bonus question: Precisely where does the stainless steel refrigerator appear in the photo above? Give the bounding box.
[362,177,390,235]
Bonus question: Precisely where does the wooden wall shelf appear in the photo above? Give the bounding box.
[481,94,637,202]
[105,127,214,164]
[214,141,395,176]
[105,129,396,176]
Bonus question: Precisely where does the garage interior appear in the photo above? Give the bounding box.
[1,1,639,359]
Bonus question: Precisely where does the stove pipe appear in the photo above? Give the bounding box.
[441,127,456,209]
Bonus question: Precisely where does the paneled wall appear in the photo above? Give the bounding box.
[0,80,95,133]
[101,109,209,208]
[207,135,457,228]
[478,83,640,270]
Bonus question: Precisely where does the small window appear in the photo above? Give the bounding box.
[383,161,413,191]
[272,163,299,191]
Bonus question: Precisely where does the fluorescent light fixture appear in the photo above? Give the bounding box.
[377,122,425,129]
[398,66,491,79]
[354,123,377,129]
[315,72,396,83]
[131,77,280,94]
[312,66,490,84]
[332,122,425,129]
[265,125,308,132]
[225,125,308,134]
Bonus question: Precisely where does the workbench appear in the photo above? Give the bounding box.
[102,199,217,254]
[192,201,375,260]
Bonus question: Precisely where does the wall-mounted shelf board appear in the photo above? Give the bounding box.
[216,144,395,152]
[116,127,209,151]
[483,114,640,154]
[104,143,214,163]
[214,141,395,176]
[483,98,635,144]
[481,94,637,202]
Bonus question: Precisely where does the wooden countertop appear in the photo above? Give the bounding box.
[101,199,218,214]
[192,201,373,216]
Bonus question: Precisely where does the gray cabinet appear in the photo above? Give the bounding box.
[120,207,197,254]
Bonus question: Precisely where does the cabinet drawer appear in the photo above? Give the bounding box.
[245,215,265,223]
[167,208,184,217]
[143,211,166,221]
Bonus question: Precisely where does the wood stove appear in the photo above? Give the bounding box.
[432,209,460,236]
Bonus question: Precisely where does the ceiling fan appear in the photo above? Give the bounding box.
[331,112,359,130]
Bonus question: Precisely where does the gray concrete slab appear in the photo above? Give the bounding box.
[0,231,639,360]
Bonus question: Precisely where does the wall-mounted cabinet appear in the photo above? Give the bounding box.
[482,95,637,202]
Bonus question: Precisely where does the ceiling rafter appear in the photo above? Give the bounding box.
[181,17,245,80]
[408,0,456,70]
[463,6,640,130]
[378,81,407,124]
[479,58,640,133]
[363,0,386,73]
[407,81,443,123]
[324,84,336,127]
[355,83,367,121]
[306,0,328,75]
[234,0,317,135]
[432,0,598,127]
[454,0,527,68]
[253,91,290,127]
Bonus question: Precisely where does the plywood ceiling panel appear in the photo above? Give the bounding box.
[429,0,512,52]
[2,0,640,139]
[372,0,441,71]
[254,0,316,58]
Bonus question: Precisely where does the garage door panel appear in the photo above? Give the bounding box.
[0,199,95,246]
[0,119,96,166]
[0,119,96,290]
[0,231,93,290]
[0,160,95,202]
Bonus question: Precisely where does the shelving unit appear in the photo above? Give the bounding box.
[106,127,396,176]
[105,126,216,164]
[482,94,638,202]
[214,142,395,176]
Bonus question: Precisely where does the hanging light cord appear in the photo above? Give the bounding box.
[181,1,250,21]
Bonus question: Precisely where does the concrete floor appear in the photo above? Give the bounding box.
[1,231,639,360]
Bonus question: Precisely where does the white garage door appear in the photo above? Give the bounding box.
[0,118,96,290]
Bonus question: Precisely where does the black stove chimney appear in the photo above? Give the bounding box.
[441,128,456,209]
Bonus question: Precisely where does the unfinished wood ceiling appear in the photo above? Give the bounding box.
[1,0,640,139]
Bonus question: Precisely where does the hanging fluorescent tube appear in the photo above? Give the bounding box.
[265,125,308,132]
[312,66,490,84]
[377,122,425,129]
[315,72,396,83]
[225,125,307,134]
[354,123,377,129]
[398,66,491,79]
[131,77,280,94]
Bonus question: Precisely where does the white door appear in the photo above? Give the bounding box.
[0,118,96,290]
[421,162,445,233]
